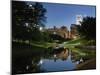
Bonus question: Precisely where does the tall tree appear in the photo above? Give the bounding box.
[30,2,47,41]
[12,1,27,40]
[78,17,96,40]
[32,2,47,28]
[12,1,47,41]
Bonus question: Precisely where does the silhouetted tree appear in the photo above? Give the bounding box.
[31,2,47,41]
[12,1,27,40]
[61,26,67,30]
[12,1,47,41]
[78,17,96,40]
[32,2,47,28]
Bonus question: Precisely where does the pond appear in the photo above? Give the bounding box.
[12,47,95,74]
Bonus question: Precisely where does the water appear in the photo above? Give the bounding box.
[12,48,87,74]
[39,55,76,72]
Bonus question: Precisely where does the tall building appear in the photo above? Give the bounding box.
[70,24,78,39]
[76,15,83,25]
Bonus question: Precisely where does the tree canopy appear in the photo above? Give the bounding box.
[78,17,96,40]
[12,1,47,41]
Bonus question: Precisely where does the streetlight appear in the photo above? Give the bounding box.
[29,4,32,7]
[39,27,43,31]
[29,4,34,9]
[25,23,28,27]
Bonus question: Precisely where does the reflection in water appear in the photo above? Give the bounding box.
[12,48,85,74]
[26,65,29,70]
[38,59,44,65]
[38,49,78,72]
[80,58,84,63]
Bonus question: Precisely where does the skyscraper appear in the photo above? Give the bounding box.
[76,15,83,25]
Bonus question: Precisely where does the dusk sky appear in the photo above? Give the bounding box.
[42,3,96,30]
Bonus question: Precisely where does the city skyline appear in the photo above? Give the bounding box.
[43,3,96,30]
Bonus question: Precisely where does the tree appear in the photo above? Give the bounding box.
[32,2,47,28]
[78,17,96,41]
[12,1,27,40]
[12,1,47,41]
[30,2,47,41]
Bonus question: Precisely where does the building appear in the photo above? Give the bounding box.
[70,24,79,39]
[46,26,69,39]
[76,15,83,25]
[69,15,83,39]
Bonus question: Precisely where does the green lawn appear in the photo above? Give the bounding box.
[62,38,96,60]
[12,38,96,60]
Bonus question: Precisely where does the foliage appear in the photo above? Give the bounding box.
[32,2,47,27]
[77,17,96,41]
[12,1,47,41]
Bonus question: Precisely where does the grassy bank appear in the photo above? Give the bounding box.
[63,38,96,61]
[12,41,55,57]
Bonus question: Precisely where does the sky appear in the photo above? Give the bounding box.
[42,3,96,30]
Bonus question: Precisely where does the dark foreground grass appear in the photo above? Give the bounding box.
[12,41,49,58]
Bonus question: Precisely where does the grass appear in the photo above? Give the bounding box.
[12,40,55,58]
[13,39,55,48]
[66,38,83,44]
[62,38,96,61]
[30,41,54,48]
[12,39,96,73]
[12,38,96,60]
